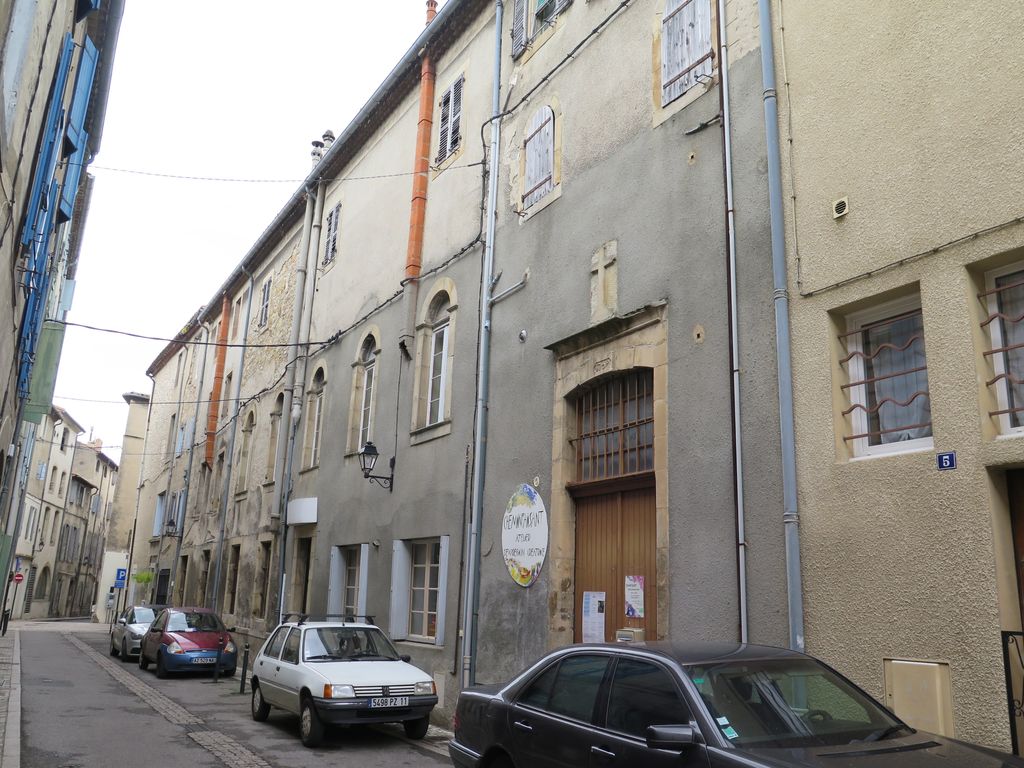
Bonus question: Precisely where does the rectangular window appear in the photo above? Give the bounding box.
[436,76,464,164]
[227,544,241,614]
[839,296,932,457]
[523,106,555,209]
[512,0,572,58]
[359,362,374,449]
[982,265,1024,433]
[231,297,241,340]
[153,492,166,537]
[390,536,449,645]
[310,391,323,466]
[427,324,449,425]
[257,278,272,328]
[324,202,340,265]
[661,0,713,107]
[254,541,272,619]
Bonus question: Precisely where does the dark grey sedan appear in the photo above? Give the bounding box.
[449,641,1023,768]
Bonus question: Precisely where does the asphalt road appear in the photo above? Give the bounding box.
[20,625,451,767]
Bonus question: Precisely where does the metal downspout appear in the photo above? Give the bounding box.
[167,321,212,603]
[275,186,318,624]
[758,0,804,651]
[210,270,256,613]
[463,0,504,688]
[206,296,232,608]
[717,0,748,643]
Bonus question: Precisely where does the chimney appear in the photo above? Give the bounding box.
[310,139,324,167]
[426,0,437,24]
[322,130,335,152]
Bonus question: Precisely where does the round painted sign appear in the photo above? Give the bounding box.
[12,573,23,583]
[501,484,548,588]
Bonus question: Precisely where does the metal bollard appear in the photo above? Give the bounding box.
[214,635,224,683]
[238,643,250,694]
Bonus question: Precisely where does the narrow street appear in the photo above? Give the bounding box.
[17,622,450,767]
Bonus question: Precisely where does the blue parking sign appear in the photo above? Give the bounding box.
[114,568,127,588]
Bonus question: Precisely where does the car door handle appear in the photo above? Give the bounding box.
[276,666,281,672]
[590,745,615,759]
[513,720,533,732]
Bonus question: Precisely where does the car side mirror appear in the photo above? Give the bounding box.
[400,654,411,663]
[645,724,697,750]
[149,626,160,633]
[118,618,126,625]
[227,627,236,633]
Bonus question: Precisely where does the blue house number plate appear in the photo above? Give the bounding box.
[937,451,956,471]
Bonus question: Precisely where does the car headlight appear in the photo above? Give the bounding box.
[414,681,436,695]
[129,630,144,640]
[166,641,184,654]
[224,641,236,654]
[324,684,355,699]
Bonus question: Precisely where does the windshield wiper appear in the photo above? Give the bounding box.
[305,654,351,661]
[862,725,907,742]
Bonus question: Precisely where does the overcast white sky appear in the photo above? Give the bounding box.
[53,1,449,463]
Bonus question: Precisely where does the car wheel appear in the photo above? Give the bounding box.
[489,754,514,768]
[138,649,150,670]
[155,652,169,679]
[109,637,118,657]
[251,683,271,722]
[120,639,130,662]
[300,695,324,748]
[403,715,430,740]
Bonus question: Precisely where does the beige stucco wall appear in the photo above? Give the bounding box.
[776,0,1024,750]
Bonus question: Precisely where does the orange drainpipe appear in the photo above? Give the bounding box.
[204,294,230,466]
[405,0,439,281]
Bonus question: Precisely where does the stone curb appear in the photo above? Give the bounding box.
[1,631,20,768]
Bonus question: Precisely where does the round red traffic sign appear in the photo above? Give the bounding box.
[12,573,23,583]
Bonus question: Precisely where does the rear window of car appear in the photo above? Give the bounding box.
[133,608,155,624]
[281,629,301,664]
[518,654,610,724]
[264,627,289,659]
[166,611,223,632]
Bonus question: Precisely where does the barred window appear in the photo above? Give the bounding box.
[839,298,932,457]
[981,265,1024,433]
[573,369,654,483]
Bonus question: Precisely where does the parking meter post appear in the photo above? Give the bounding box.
[214,636,223,683]
[239,643,249,694]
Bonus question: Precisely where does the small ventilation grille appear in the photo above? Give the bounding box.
[833,197,849,219]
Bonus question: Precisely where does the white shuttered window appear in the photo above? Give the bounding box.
[661,0,713,107]
[436,76,464,164]
[522,106,555,209]
[323,202,340,264]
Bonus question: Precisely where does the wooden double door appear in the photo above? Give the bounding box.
[573,483,657,643]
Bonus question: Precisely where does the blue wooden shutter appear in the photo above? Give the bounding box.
[512,0,527,58]
[58,132,88,222]
[65,35,98,153]
[21,34,75,246]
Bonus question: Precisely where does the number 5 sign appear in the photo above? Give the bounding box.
[937,451,956,471]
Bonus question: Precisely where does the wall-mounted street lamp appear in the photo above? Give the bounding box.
[358,442,394,492]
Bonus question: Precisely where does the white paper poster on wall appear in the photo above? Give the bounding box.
[582,591,606,642]
[625,575,645,618]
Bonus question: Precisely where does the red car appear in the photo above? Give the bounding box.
[138,606,238,679]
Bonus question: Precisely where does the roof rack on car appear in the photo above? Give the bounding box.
[283,613,376,626]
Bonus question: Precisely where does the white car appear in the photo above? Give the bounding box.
[250,617,438,747]
[109,604,162,660]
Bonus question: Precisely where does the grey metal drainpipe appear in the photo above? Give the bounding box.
[463,0,504,689]
[211,270,257,614]
[758,0,805,652]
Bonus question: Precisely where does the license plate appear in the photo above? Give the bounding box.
[370,696,409,708]
[192,657,216,664]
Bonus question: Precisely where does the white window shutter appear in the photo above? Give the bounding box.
[324,202,340,262]
[434,535,450,646]
[327,546,343,615]
[436,87,451,163]
[555,0,572,12]
[357,542,369,617]
[389,540,411,639]
[449,76,464,154]
[512,0,527,57]
[662,0,713,106]
[523,106,555,208]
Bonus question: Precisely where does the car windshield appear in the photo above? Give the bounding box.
[133,608,155,624]
[166,612,223,633]
[685,658,910,748]
[302,626,401,661]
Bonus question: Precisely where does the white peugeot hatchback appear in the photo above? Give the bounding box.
[250,616,438,747]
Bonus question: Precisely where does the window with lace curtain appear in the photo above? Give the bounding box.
[839,295,932,458]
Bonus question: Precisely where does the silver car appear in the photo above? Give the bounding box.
[109,605,162,660]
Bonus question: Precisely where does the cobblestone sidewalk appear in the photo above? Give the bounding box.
[0,631,19,768]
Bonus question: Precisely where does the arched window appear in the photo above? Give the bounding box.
[48,466,58,492]
[358,336,376,449]
[426,294,451,426]
[573,369,655,482]
[235,410,255,493]
[304,368,326,468]
[266,393,284,482]
[35,567,49,599]
[413,283,457,438]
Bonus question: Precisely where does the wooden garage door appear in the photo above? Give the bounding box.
[574,486,657,643]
